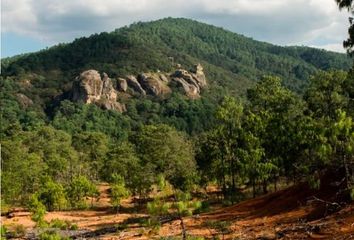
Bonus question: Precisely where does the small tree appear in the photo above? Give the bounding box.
[66,176,98,209]
[28,195,47,227]
[37,178,67,211]
[110,174,130,213]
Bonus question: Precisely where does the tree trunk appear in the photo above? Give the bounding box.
[262,179,268,194]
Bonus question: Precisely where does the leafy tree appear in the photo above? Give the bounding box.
[132,124,197,192]
[72,132,108,180]
[28,195,47,227]
[102,141,140,189]
[247,76,304,192]
[110,175,130,213]
[214,96,244,199]
[24,126,78,182]
[335,0,354,54]
[304,70,348,120]
[36,178,67,211]
[1,137,45,205]
[66,176,98,209]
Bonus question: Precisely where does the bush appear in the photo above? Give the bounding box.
[39,230,69,240]
[12,224,26,238]
[28,195,47,227]
[49,219,76,230]
[66,176,98,209]
[0,225,7,239]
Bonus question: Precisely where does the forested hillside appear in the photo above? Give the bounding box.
[1,18,354,239]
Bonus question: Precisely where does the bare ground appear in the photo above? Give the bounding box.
[2,183,354,239]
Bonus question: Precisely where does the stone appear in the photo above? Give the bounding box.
[172,78,200,98]
[137,73,171,96]
[117,78,128,92]
[126,75,146,95]
[72,70,102,104]
[192,63,207,88]
[71,70,125,112]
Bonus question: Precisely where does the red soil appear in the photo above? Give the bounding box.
[2,182,354,239]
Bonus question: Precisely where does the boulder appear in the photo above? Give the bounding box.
[72,70,103,104]
[170,64,207,98]
[126,75,146,95]
[191,63,207,88]
[137,73,171,96]
[71,70,125,112]
[117,78,128,92]
[172,78,200,98]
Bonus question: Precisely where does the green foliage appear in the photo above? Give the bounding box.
[147,198,170,229]
[10,224,26,238]
[49,219,76,230]
[36,178,67,211]
[28,195,47,227]
[0,225,7,240]
[39,230,69,240]
[66,176,99,209]
[110,175,130,212]
[132,124,197,191]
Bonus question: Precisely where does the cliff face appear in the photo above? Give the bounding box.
[71,64,207,112]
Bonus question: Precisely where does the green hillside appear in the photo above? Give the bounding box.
[2,18,354,228]
[1,18,351,136]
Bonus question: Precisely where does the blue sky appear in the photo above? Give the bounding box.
[1,0,351,58]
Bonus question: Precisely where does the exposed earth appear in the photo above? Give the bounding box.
[2,183,354,239]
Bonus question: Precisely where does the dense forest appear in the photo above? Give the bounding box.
[1,17,354,239]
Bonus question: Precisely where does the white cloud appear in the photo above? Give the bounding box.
[1,0,351,52]
[311,43,346,53]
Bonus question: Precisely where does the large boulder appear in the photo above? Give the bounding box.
[126,75,146,95]
[170,64,207,98]
[72,70,103,104]
[191,63,207,88]
[137,73,171,96]
[172,78,199,99]
[72,70,125,112]
[117,78,128,92]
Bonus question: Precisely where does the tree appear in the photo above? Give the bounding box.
[335,0,354,54]
[247,76,303,192]
[66,176,99,209]
[102,141,140,191]
[28,195,47,227]
[132,124,197,192]
[36,178,67,211]
[24,126,78,183]
[72,132,108,180]
[214,96,244,200]
[304,70,348,120]
[110,175,130,213]
[1,137,45,205]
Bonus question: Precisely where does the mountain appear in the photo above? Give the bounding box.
[1,18,351,134]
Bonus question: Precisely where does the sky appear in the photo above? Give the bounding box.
[1,0,352,58]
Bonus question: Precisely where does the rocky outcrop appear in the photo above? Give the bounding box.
[191,63,207,88]
[117,78,128,92]
[69,64,207,112]
[126,75,146,95]
[72,70,125,112]
[172,78,199,98]
[72,70,103,104]
[170,63,207,98]
[137,73,171,96]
